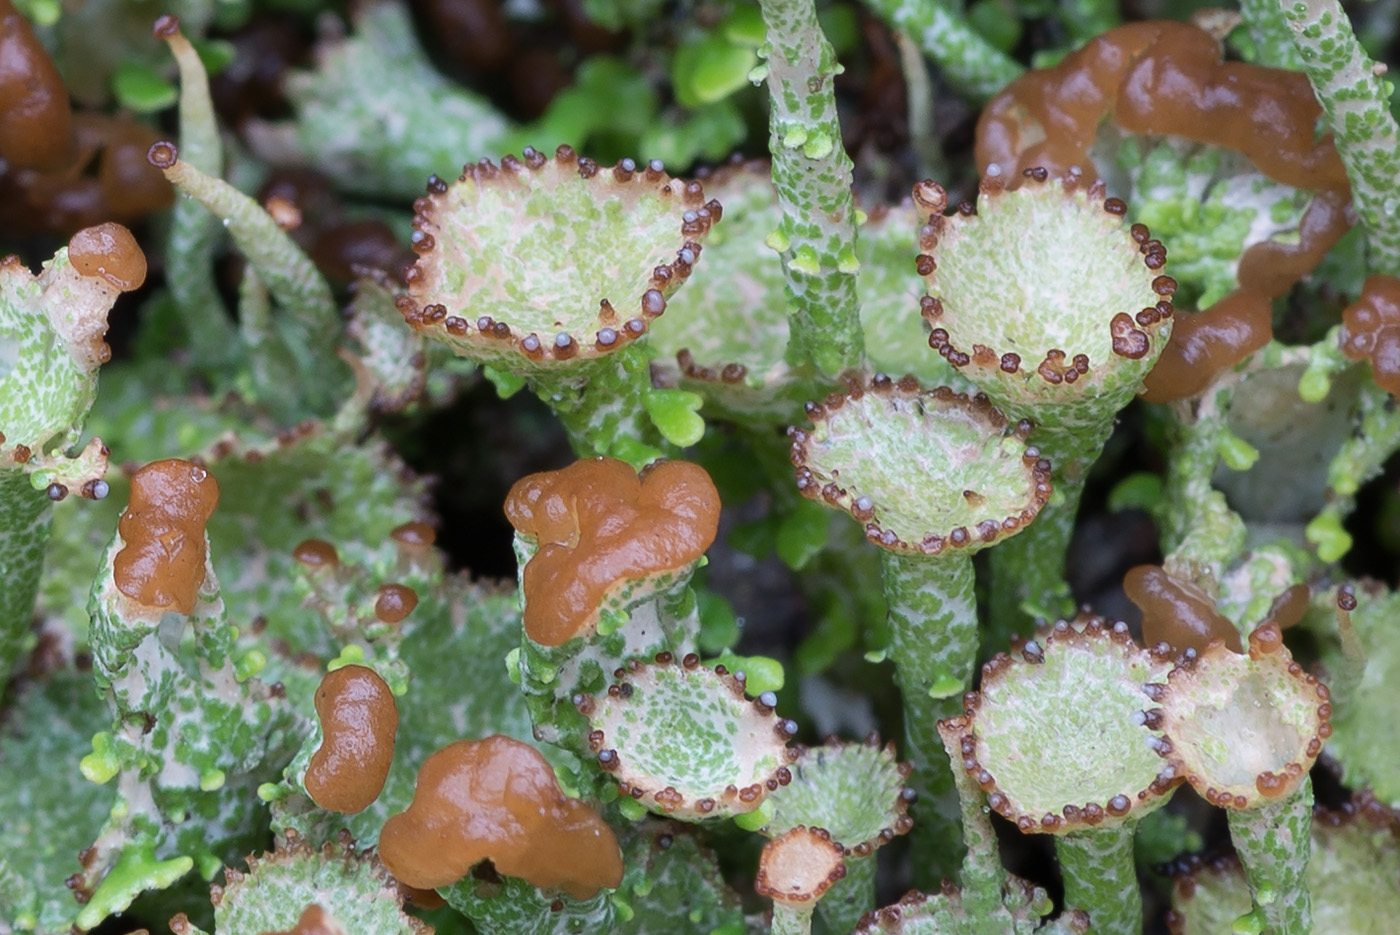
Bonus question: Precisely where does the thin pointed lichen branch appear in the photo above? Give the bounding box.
[146,140,347,417]
[856,0,1025,100]
[153,14,237,370]
[1281,0,1400,273]
[755,0,865,376]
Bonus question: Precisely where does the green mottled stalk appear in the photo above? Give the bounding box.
[1307,379,1400,562]
[154,153,346,415]
[816,855,875,934]
[536,347,657,463]
[940,722,1012,923]
[1282,0,1400,273]
[1056,824,1142,935]
[857,0,1024,99]
[987,425,1107,639]
[0,472,50,682]
[771,901,815,935]
[161,22,237,369]
[1240,0,1304,68]
[756,0,865,376]
[1157,392,1247,576]
[1227,776,1313,935]
[881,548,977,883]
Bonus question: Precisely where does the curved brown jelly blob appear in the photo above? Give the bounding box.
[1236,189,1351,300]
[1124,564,1242,653]
[374,584,419,624]
[1139,290,1273,403]
[976,21,1346,192]
[68,223,147,290]
[260,904,346,935]
[0,0,75,171]
[310,219,414,285]
[378,734,623,896]
[390,521,436,547]
[113,460,220,614]
[1265,584,1310,630]
[503,458,721,646]
[305,665,398,814]
[292,539,339,568]
[1340,274,1400,395]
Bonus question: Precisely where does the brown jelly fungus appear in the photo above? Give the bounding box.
[378,734,623,897]
[261,904,345,935]
[1124,565,1242,654]
[503,458,721,646]
[113,460,220,614]
[292,539,339,568]
[1140,290,1273,403]
[374,584,419,624]
[305,665,398,814]
[0,0,74,172]
[68,223,147,291]
[1340,275,1400,396]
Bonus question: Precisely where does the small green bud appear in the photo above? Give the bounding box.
[781,126,809,150]
[1216,431,1260,471]
[233,649,266,682]
[836,244,860,274]
[1297,366,1332,403]
[618,796,649,821]
[611,893,635,922]
[1306,511,1353,562]
[802,132,834,160]
[789,246,821,276]
[199,769,226,791]
[643,388,706,447]
[505,647,522,685]
[927,670,964,699]
[764,226,791,253]
[328,644,367,670]
[80,732,121,784]
[257,782,283,802]
[732,797,776,830]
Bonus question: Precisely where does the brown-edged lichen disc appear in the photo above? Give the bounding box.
[915,173,1171,424]
[755,826,846,905]
[789,378,1051,554]
[378,734,622,897]
[305,665,398,814]
[583,655,797,821]
[113,459,220,614]
[504,457,721,646]
[398,146,717,367]
[764,737,914,854]
[956,618,1178,832]
[1152,623,1331,808]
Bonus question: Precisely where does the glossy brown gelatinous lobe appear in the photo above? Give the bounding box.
[374,583,419,624]
[1340,274,1400,396]
[378,734,623,897]
[0,0,74,171]
[1140,290,1273,403]
[503,458,721,646]
[260,904,347,935]
[292,539,339,568]
[305,665,398,814]
[68,223,147,291]
[113,460,220,614]
[1124,564,1242,654]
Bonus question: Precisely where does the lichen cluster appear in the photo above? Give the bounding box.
[4,1,1400,935]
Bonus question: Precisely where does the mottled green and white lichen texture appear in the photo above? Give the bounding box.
[764,737,913,850]
[584,657,795,820]
[915,172,1172,427]
[1168,804,1400,935]
[958,620,1176,830]
[790,381,1048,549]
[401,146,713,368]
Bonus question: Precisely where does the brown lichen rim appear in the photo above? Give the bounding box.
[754,825,847,905]
[944,616,1182,835]
[396,144,719,365]
[1146,621,1332,809]
[914,169,1175,381]
[769,733,916,856]
[852,880,1091,934]
[788,374,1053,555]
[577,652,800,821]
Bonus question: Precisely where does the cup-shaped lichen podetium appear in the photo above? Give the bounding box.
[915,170,1174,626]
[1146,622,1333,935]
[945,618,1181,935]
[577,652,799,822]
[788,375,1051,879]
[397,144,718,457]
[755,826,847,935]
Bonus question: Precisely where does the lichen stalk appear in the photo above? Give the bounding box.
[1056,823,1143,935]
[771,900,817,935]
[756,0,865,376]
[1239,0,1304,69]
[881,547,978,881]
[939,718,1014,925]
[815,855,876,935]
[1226,775,1314,935]
[0,472,51,683]
[1281,0,1400,273]
[856,0,1025,100]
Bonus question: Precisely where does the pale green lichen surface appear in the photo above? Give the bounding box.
[587,660,791,819]
[764,738,910,848]
[971,628,1172,823]
[1319,587,1400,806]
[794,386,1044,547]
